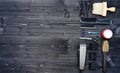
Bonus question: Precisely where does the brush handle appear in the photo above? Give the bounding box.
[102,53,107,73]
[107,7,116,12]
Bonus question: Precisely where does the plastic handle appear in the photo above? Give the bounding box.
[79,44,87,70]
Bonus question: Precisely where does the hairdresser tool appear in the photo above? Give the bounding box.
[92,2,116,16]
[101,29,113,73]
[79,43,87,70]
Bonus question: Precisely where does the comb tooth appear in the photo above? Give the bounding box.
[102,40,109,52]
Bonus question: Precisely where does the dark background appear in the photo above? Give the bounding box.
[0,0,120,73]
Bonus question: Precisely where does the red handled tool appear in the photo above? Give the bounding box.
[101,29,113,73]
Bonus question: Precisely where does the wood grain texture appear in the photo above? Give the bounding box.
[0,0,119,73]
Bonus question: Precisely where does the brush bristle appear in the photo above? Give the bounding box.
[102,40,109,52]
[92,3,103,15]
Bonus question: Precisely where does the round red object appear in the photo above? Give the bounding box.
[101,29,113,39]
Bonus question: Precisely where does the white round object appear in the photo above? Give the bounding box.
[102,29,113,39]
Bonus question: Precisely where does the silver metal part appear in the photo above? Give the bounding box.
[79,43,87,70]
[80,37,92,40]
